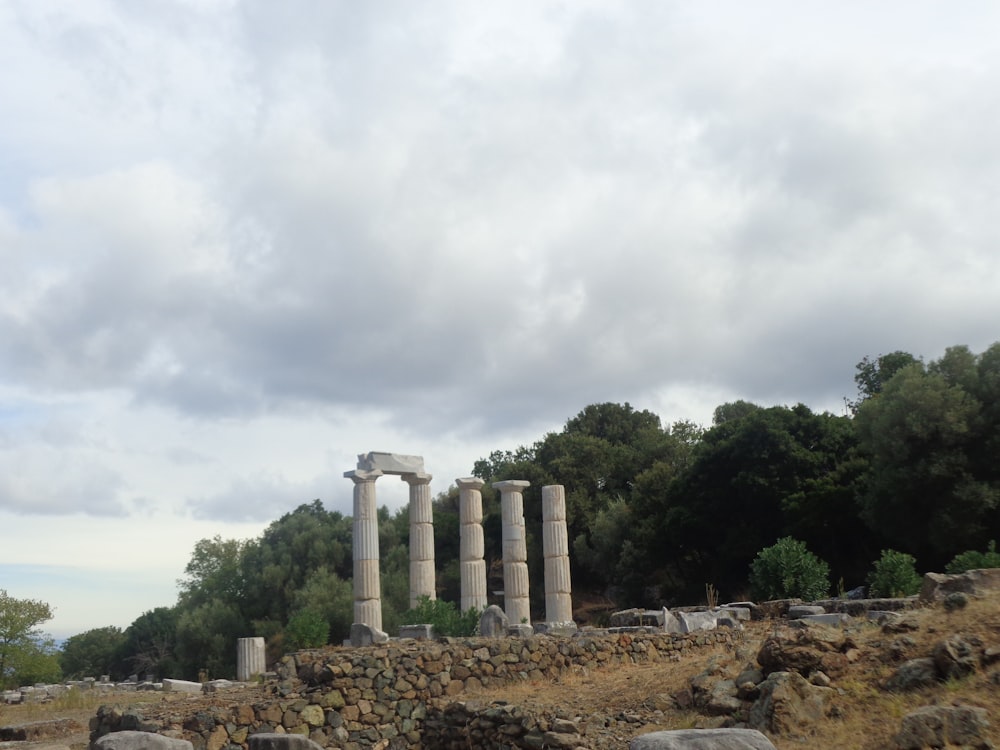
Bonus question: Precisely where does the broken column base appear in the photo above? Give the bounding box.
[398,624,435,640]
[533,621,578,636]
[506,624,534,638]
[348,623,389,647]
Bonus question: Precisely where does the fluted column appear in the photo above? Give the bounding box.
[492,479,531,625]
[236,637,265,681]
[456,477,487,612]
[345,469,383,631]
[403,472,435,609]
[542,485,574,625]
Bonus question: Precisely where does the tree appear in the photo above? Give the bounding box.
[749,537,830,601]
[60,626,125,680]
[0,590,55,689]
[178,535,246,608]
[848,351,922,412]
[116,607,181,679]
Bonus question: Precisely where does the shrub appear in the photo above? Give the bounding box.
[866,549,922,597]
[402,596,481,637]
[749,537,830,601]
[945,540,1000,573]
[285,608,330,649]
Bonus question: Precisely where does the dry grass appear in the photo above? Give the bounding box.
[2,593,998,749]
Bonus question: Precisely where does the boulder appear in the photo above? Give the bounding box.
[918,569,1000,603]
[93,731,193,750]
[630,728,777,749]
[248,734,325,750]
[892,705,993,749]
[932,635,978,681]
[478,605,509,638]
[747,671,832,736]
[885,658,939,692]
[677,611,720,633]
[161,679,201,694]
[348,622,388,647]
[756,629,851,679]
[787,605,825,619]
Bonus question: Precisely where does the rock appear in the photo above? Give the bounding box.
[630,728,777,749]
[756,630,850,679]
[885,658,938,692]
[161,679,202,694]
[747,671,832,736]
[788,605,825,619]
[677,611,720,633]
[348,622,388,647]
[845,586,867,600]
[755,599,803,619]
[918,569,1000,603]
[932,635,977,681]
[201,679,234,693]
[478,605,509,637]
[93,731,194,750]
[943,591,969,611]
[248,733,325,750]
[610,608,665,627]
[892,705,993,749]
[398,624,434,639]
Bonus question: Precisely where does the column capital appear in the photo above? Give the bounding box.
[345,469,383,483]
[492,479,530,492]
[400,472,433,486]
[456,477,485,490]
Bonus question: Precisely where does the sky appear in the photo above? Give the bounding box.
[2,1,1000,641]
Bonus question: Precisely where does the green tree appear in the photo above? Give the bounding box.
[59,626,125,680]
[848,351,922,412]
[945,541,1000,573]
[178,535,246,608]
[285,608,329,649]
[866,550,922,598]
[749,537,830,601]
[116,607,181,679]
[175,599,246,679]
[0,590,55,689]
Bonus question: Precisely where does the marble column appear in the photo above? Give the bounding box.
[345,469,383,631]
[236,637,265,681]
[403,472,435,609]
[542,485,574,625]
[492,479,531,625]
[456,477,487,612]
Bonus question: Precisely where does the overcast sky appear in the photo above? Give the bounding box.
[3,1,999,640]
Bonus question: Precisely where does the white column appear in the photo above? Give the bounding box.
[403,472,435,609]
[236,637,265,681]
[456,477,487,612]
[542,485,574,625]
[492,479,531,625]
[345,469,383,631]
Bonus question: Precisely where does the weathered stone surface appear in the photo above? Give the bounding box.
[248,733,325,750]
[398,624,434,640]
[479,605,509,638]
[161,679,202,694]
[677,611,719,634]
[918,568,1000,603]
[797,613,851,627]
[755,599,802,620]
[349,622,388,648]
[787,605,825,619]
[747,671,832,735]
[756,630,850,679]
[630,728,777,749]
[885,657,938,693]
[237,637,266,682]
[611,608,665,627]
[932,635,977,681]
[356,452,425,475]
[93,731,193,750]
[892,705,993,749]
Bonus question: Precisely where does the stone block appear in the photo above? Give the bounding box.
[398,624,434,640]
[356,452,425,475]
[349,623,388,648]
[797,613,850,627]
[93,731,194,750]
[248,733,325,750]
[479,605,509,637]
[506,624,533,638]
[677,611,719,633]
[788,605,826,619]
[630,728,777,749]
[161,679,202,694]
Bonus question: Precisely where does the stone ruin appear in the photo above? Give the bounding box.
[344,451,575,643]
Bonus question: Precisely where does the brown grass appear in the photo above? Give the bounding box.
[2,593,998,749]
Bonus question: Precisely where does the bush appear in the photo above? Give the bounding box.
[402,597,480,637]
[285,608,329,649]
[749,537,830,601]
[866,549,922,597]
[945,540,1000,573]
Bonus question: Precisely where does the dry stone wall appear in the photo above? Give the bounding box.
[91,631,739,750]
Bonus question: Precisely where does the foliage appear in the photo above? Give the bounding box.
[287,567,353,645]
[945,541,1000,573]
[59,626,125,680]
[115,607,181,679]
[0,590,56,689]
[175,599,246,679]
[866,549,922,598]
[402,597,480,637]
[285,608,330,649]
[749,537,830,601]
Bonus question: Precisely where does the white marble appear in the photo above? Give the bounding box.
[493,480,531,624]
[456,477,487,612]
[345,469,383,631]
[542,485,574,626]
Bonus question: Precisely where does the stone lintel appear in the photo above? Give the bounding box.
[401,472,433,485]
[357,452,425,475]
[456,477,485,490]
[492,480,530,491]
[344,469,383,482]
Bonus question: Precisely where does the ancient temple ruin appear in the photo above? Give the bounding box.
[345,451,575,636]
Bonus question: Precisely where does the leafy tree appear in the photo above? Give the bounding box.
[178,535,246,608]
[0,590,55,689]
[287,566,353,646]
[848,351,922,412]
[285,609,329,649]
[945,541,1000,573]
[60,626,125,680]
[866,550,922,598]
[712,400,761,425]
[855,346,1000,568]
[175,599,246,679]
[749,537,830,601]
[116,607,181,679]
